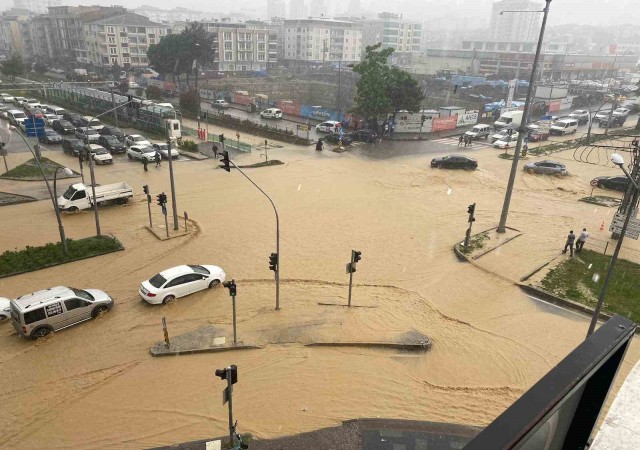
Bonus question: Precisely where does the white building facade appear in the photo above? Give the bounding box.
[283,18,362,64]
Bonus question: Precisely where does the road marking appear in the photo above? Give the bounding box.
[431,137,494,148]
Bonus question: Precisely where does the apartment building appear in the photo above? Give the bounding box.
[132,6,206,24]
[283,18,363,65]
[361,12,423,67]
[84,12,169,67]
[0,9,33,59]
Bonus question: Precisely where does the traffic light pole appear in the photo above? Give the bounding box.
[229,161,280,310]
[85,137,101,237]
[166,138,179,230]
[347,266,354,307]
[226,374,234,447]
[464,203,476,250]
[231,291,237,346]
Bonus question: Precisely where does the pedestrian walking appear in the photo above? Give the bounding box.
[155,152,161,167]
[562,230,576,256]
[463,135,469,147]
[212,143,219,158]
[576,228,589,253]
[458,134,464,146]
[142,158,148,172]
[315,139,323,151]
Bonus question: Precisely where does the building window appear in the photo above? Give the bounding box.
[107,26,115,34]
[149,38,155,44]
[120,37,128,44]
[224,32,232,40]
[224,42,232,50]
[110,57,118,64]
[109,47,118,55]
[258,52,265,61]
[257,33,265,41]
[225,51,233,61]
[258,43,265,51]
[108,36,116,44]
[123,57,130,63]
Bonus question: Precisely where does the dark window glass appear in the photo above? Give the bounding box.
[24,308,46,324]
[64,298,91,311]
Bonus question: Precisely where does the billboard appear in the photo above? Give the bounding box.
[432,116,457,132]
[456,110,479,127]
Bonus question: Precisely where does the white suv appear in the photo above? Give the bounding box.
[127,145,158,161]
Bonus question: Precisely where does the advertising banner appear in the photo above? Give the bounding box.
[277,100,300,116]
[548,100,561,112]
[233,91,254,106]
[456,110,479,127]
[300,105,343,122]
[432,116,457,132]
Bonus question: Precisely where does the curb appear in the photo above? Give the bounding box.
[305,341,432,351]
[150,344,262,357]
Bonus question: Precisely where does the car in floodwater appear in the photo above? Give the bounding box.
[431,154,478,170]
[139,265,226,305]
[591,176,629,192]
[523,160,567,175]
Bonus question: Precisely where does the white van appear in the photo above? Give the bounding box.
[550,118,578,135]
[7,109,27,126]
[10,286,114,339]
[46,105,67,116]
[494,110,523,129]
[260,108,283,119]
[464,124,492,140]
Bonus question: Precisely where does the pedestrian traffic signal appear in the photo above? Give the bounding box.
[269,252,278,271]
[215,364,238,384]
[143,184,149,195]
[222,279,237,296]
[220,150,230,172]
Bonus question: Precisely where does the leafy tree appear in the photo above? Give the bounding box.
[350,43,424,130]
[33,61,48,75]
[146,85,163,101]
[117,80,129,94]
[1,53,26,78]
[179,88,199,113]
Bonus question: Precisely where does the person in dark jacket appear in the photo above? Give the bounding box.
[155,152,161,167]
[316,139,323,151]
[562,230,576,256]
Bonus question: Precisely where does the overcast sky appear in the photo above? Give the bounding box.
[16,0,640,26]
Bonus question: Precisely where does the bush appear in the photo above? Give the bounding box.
[178,139,199,152]
[146,85,163,101]
[0,236,123,277]
[180,88,199,114]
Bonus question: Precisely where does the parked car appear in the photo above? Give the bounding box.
[87,144,113,164]
[430,154,478,170]
[52,119,76,135]
[523,160,568,175]
[316,121,342,133]
[125,134,151,147]
[593,111,610,123]
[211,99,229,109]
[43,113,61,126]
[260,108,282,119]
[13,97,27,106]
[0,297,9,321]
[591,176,629,192]
[99,125,125,141]
[152,142,179,159]
[63,112,84,127]
[1,93,15,103]
[464,124,492,140]
[79,116,104,130]
[9,285,114,339]
[491,129,511,142]
[25,99,41,109]
[348,129,378,143]
[568,110,590,124]
[75,127,100,143]
[599,116,626,128]
[323,132,353,146]
[7,109,27,127]
[62,138,84,156]
[97,135,126,154]
[139,264,226,305]
[550,118,578,135]
[127,145,157,161]
[493,138,514,149]
[612,107,631,118]
[528,129,549,142]
[38,129,63,144]
[0,105,11,119]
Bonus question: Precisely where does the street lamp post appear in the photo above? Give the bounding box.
[10,126,71,253]
[587,153,640,336]
[497,0,552,233]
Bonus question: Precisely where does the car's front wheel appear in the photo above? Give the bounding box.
[128,153,132,159]
[92,305,109,318]
[209,279,220,288]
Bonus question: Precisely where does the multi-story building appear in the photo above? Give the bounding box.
[360,12,423,67]
[132,6,207,24]
[84,12,170,68]
[266,0,286,20]
[246,19,283,64]
[193,21,277,72]
[461,40,575,55]
[289,0,306,20]
[283,18,363,65]
[13,0,61,15]
[488,0,542,42]
[0,9,33,59]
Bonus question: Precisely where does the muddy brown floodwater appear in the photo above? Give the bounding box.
[0,141,638,449]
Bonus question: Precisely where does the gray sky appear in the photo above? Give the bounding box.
[28,0,640,26]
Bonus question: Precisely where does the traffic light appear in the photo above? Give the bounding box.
[220,150,230,172]
[467,203,476,223]
[143,185,149,195]
[156,193,167,206]
[269,252,278,271]
[215,364,238,384]
[219,133,225,143]
[352,250,362,263]
[223,279,237,296]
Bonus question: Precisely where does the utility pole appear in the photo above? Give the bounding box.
[612,148,640,239]
[110,87,118,127]
[497,0,552,233]
[464,203,476,249]
[346,250,362,307]
[166,138,179,230]
[84,139,101,237]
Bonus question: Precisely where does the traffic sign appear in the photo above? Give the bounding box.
[25,118,45,138]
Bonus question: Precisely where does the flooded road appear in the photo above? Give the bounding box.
[0,133,637,449]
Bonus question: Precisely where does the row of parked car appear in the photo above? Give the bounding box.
[0,264,226,339]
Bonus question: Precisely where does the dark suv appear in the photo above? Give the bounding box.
[349,129,378,143]
[99,125,125,141]
[97,135,126,154]
[63,112,84,127]
[52,119,75,135]
[62,138,84,157]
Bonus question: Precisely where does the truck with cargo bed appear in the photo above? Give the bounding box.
[57,182,133,212]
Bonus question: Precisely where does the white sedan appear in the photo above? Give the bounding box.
[493,138,514,149]
[139,264,226,305]
[152,142,180,159]
[0,297,10,321]
[125,134,151,147]
[316,120,341,133]
[43,113,61,126]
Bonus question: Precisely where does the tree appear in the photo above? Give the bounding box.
[1,53,26,79]
[146,85,163,101]
[179,88,199,113]
[117,80,129,94]
[350,43,424,130]
[33,61,48,75]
